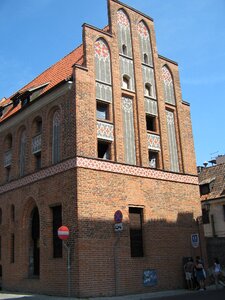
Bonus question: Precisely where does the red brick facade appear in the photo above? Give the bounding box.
[0,0,205,297]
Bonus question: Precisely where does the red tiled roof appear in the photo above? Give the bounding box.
[199,164,225,200]
[0,44,84,123]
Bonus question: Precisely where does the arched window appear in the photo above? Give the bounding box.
[52,111,61,164]
[144,53,149,64]
[4,134,12,180]
[117,9,133,57]
[19,130,26,177]
[122,75,130,90]
[94,38,111,84]
[122,44,127,56]
[162,65,176,105]
[32,117,42,170]
[138,21,153,66]
[145,83,152,97]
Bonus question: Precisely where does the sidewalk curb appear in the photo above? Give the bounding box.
[0,285,220,300]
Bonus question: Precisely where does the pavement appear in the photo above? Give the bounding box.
[0,284,222,300]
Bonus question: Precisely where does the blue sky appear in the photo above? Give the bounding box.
[0,0,224,166]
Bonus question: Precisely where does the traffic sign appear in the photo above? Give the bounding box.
[191,233,199,248]
[114,210,123,223]
[58,226,70,240]
[114,223,123,232]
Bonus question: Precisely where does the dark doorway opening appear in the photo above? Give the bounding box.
[30,207,40,277]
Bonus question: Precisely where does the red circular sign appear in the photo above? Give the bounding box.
[114,210,123,223]
[57,226,69,240]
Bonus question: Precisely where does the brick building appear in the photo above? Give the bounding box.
[0,0,205,297]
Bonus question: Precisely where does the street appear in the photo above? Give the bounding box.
[150,289,225,300]
[0,288,224,300]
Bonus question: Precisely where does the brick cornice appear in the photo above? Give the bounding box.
[0,157,198,195]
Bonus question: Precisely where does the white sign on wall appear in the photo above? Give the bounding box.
[191,233,199,248]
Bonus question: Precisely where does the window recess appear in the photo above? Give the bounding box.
[146,114,157,132]
[97,140,111,160]
[149,151,159,169]
[96,101,109,120]
[129,207,144,257]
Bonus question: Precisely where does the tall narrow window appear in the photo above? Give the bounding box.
[19,130,26,177]
[117,9,135,91]
[138,21,153,66]
[52,205,62,258]
[35,152,42,171]
[129,207,144,257]
[10,234,15,263]
[144,53,149,64]
[166,110,179,172]
[32,118,42,170]
[95,39,111,85]
[52,111,61,164]
[122,75,130,90]
[11,205,15,222]
[122,44,127,56]
[145,83,152,97]
[117,9,133,57]
[162,66,176,105]
[4,134,12,181]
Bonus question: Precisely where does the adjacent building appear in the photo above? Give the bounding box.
[0,0,204,297]
[199,155,225,265]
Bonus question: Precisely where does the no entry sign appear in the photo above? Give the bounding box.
[114,210,123,223]
[58,226,70,240]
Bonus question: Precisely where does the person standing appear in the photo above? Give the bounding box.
[213,258,221,289]
[195,257,205,291]
[184,258,194,290]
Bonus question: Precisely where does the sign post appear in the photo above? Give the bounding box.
[58,226,71,297]
[191,233,199,248]
[114,210,123,232]
[113,210,123,295]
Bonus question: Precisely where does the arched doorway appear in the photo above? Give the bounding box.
[29,207,40,277]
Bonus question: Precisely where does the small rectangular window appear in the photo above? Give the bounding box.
[129,207,144,257]
[202,208,210,224]
[52,205,62,258]
[149,151,158,169]
[146,114,156,132]
[199,184,210,196]
[97,102,109,120]
[97,140,111,160]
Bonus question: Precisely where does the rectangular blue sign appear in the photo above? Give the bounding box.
[143,269,157,287]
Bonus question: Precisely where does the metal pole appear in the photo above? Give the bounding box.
[63,242,71,297]
[68,245,71,297]
[113,232,120,296]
